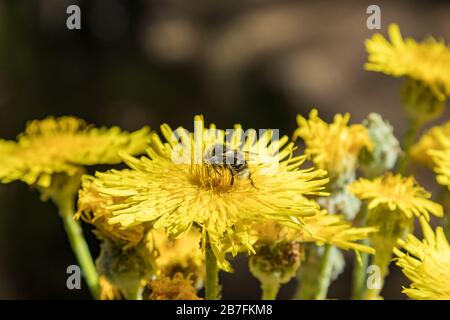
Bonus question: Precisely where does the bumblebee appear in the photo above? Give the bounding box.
[203,143,257,187]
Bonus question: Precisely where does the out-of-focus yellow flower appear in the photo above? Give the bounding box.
[365,23,450,101]
[394,217,450,300]
[76,175,147,248]
[148,229,204,285]
[431,148,450,190]
[253,210,376,254]
[148,273,201,300]
[293,109,372,181]
[249,212,375,299]
[0,116,150,188]
[99,275,122,300]
[350,173,443,299]
[94,115,329,270]
[410,121,450,189]
[411,121,450,167]
[348,173,443,221]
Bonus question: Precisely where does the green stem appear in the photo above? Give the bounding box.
[261,281,280,300]
[59,198,99,299]
[293,245,320,300]
[351,207,369,300]
[314,244,334,300]
[351,244,369,300]
[205,245,220,300]
[397,117,422,174]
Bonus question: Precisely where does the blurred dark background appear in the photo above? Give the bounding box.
[0,0,449,299]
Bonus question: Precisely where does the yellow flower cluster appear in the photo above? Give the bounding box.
[93,115,330,270]
[2,20,449,301]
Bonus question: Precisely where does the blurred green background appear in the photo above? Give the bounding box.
[0,0,449,299]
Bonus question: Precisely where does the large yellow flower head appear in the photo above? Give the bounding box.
[293,109,372,180]
[365,23,450,101]
[348,173,443,221]
[94,115,329,270]
[394,217,450,300]
[0,116,150,188]
[411,121,450,167]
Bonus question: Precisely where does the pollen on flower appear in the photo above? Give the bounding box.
[189,164,236,191]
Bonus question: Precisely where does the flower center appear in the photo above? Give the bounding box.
[190,164,235,192]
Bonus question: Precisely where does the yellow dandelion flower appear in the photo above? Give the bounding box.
[148,229,204,285]
[94,115,329,270]
[76,175,147,248]
[394,217,450,300]
[365,23,450,101]
[348,173,443,221]
[411,121,450,167]
[148,273,201,300]
[293,109,372,180]
[0,116,150,188]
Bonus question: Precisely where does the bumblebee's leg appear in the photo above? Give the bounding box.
[212,165,222,176]
[249,174,259,189]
